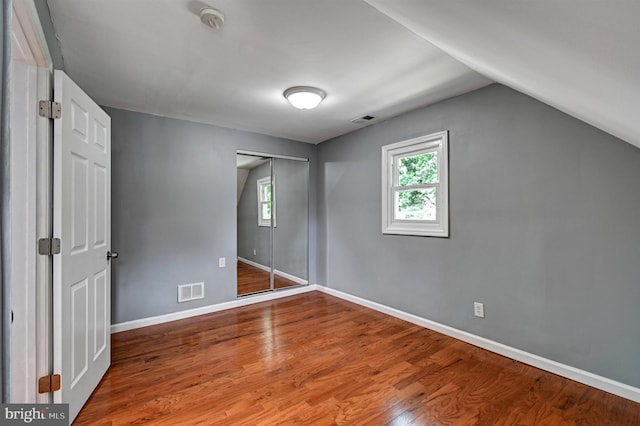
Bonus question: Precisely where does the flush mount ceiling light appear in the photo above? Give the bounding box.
[283,86,326,110]
[200,7,225,30]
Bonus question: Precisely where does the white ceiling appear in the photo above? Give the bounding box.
[365,0,640,150]
[46,0,491,144]
[47,1,640,149]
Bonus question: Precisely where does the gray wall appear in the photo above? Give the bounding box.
[108,108,317,323]
[237,159,310,280]
[34,0,65,70]
[317,84,640,388]
[237,162,271,268]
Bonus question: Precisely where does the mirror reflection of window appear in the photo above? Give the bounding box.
[257,176,275,227]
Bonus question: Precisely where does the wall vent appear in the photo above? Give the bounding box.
[351,115,376,125]
[178,282,205,303]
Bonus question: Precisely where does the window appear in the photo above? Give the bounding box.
[382,131,449,237]
[257,176,276,227]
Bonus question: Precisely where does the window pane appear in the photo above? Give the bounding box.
[263,184,272,201]
[394,188,436,220]
[397,152,438,186]
[262,202,271,220]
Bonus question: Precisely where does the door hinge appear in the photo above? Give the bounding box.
[39,100,62,119]
[38,374,61,394]
[38,237,61,255]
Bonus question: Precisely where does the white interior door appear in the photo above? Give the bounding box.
[53,70,111,422]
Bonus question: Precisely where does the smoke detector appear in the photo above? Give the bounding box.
[200,7,225,30]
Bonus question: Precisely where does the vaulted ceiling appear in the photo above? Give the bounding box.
[47,0,640,148]
[365,0,640,150]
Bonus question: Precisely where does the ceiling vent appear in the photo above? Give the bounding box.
[351,115,376,125]
[200,7,225,30]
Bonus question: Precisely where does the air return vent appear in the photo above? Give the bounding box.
[351,115,376,125]
[178,282,204,303]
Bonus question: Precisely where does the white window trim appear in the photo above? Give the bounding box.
[381,130,449,237]
[257,176,276,227]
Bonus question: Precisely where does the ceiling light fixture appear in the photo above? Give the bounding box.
[283,86,326,110]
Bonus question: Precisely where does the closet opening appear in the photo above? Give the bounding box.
[236,152,309,296]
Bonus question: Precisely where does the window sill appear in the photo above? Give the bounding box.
[382,222,448,238]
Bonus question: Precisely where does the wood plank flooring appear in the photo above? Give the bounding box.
[74,292,640,425]
[237,260,300,295]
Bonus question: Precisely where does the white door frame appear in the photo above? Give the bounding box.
[9,0,53,403]
[9,28,38,404]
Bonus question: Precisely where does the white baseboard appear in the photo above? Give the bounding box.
[111,284,318,333]
[237,256,270,273]
[315,285,640,403]
[273,268,308,285]
[237,256,308,285]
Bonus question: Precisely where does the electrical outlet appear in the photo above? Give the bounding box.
[219,257,226,268]
[253,249,256,256]
[474,302,485,318]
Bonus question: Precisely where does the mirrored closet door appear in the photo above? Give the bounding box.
[236,153,309,296]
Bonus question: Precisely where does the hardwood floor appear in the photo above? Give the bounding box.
[74,292,640,425]
[237,260,300,295]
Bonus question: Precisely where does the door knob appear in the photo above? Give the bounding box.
[107,251,119,261]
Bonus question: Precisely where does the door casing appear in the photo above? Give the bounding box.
[8,0,54,403]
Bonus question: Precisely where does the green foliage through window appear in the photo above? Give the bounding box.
[396,152,438,220]
[263,184,272,202]
[398,152,438,185]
